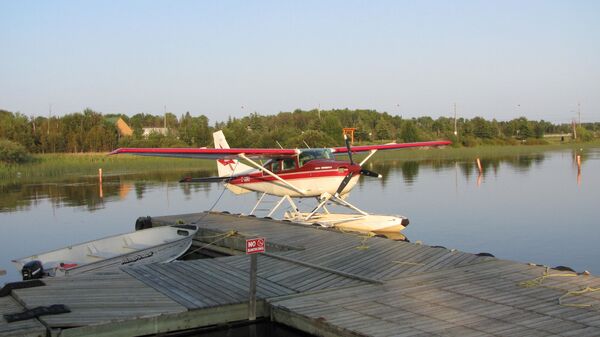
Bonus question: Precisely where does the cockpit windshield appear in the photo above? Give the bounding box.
[298,149,334,167]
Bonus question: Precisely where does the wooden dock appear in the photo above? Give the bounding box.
[2,212,600,336]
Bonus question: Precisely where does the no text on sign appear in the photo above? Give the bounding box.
[246,237,266,254]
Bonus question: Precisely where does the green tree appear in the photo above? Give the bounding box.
[290,130,335,148]
[0,110,34,150]
[472,117,492,139]
[533,123,544,138]
[400,121,419,142]
[375,117,394,140]
[514,117,531,140]
[320,113,342,142]
[0,139,32,164]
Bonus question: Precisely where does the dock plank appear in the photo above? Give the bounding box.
[0,296,47,337]
[11,270,186,328]
[6,212,600,337]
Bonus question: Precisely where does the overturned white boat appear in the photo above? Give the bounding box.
[12,224,198,280]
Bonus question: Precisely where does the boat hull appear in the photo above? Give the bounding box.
[58,236,194,276]
[12,225,197,278]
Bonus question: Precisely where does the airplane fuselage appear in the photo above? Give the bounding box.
[227,159,362,197]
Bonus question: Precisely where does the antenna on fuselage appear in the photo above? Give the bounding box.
[303,140,311,149]
[275,140,284,149]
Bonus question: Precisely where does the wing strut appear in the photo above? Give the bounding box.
[238,154,307,196]
[359,149,378,166]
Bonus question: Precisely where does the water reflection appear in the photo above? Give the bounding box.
[401,161,419,185]
[0,151,590,213]
[363,153,547,186]
[0,181,105,212]
[1,148,599,282]
[0,170,213,213]
[572,150,585,186]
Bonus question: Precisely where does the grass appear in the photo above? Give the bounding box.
[364,141,600,162]
[1,141,598,183]
[0,153,214,183]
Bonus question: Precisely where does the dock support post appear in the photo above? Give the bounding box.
[248,254,257,321]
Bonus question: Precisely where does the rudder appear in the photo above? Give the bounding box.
[213,131,254,177]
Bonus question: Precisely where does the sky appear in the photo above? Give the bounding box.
[1,0,599,124]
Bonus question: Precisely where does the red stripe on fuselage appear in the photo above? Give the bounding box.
[229,169,348,185]
[229,160,360,186]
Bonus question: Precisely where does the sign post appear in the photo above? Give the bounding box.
[246,237,265,321]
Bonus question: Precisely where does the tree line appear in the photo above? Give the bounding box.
[1,107,598,154]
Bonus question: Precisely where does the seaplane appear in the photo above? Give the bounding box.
[111,131,450,239]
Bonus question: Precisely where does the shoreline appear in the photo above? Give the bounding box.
[1,141,599,183]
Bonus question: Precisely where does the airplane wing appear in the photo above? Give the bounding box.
[111,141,451,159]
[109,147,298,160]
[331,140,451,154]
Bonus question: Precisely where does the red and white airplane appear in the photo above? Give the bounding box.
[112,131,450,235]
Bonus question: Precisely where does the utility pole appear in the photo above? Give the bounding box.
[47,104,51,135]
[453,103,458,136]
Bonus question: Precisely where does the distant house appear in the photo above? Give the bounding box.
[105,117,133,137]
[142,127,169,138]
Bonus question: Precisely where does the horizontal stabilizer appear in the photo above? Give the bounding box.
[179,176,231,183]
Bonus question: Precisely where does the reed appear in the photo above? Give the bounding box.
[0,153,214,181]
[363,141,600,162]
[1,141,598,182]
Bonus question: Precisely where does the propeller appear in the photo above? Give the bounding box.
[334,135,382,196]
[345,134,355,165]
[359,168,381,178]
[335,170,355,196]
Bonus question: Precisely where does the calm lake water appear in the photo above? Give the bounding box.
[1,147,599,283]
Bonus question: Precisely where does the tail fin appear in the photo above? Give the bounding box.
[213,130,254,177]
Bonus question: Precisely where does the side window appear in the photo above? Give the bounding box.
[263,161,272,176]
[299,153,314,167]
[282,158,296,171]
[272,160,282,173]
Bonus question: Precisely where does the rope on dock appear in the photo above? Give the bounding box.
[356,233,375,250]
[191,161,240,224]
[334,225,376,250]
[517,267,577,288]
[182,230,237,258]
[559,286,600,309]
[518,267,600,310]
[391,261,424,266]
[195,231,239,239]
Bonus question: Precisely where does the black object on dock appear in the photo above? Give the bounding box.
[4,304,70,323]
[0,280,45,297]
